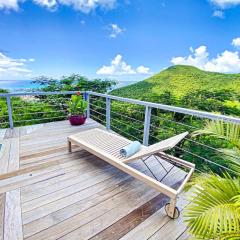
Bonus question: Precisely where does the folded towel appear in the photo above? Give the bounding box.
[120,141,141,158]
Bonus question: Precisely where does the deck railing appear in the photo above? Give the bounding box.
[0,91,77,129]
[0,91,240,174]
[86,91,240,144]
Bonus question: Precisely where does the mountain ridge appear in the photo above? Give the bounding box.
[111,65,240,100]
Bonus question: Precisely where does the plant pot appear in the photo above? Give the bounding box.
[69,115,87,126]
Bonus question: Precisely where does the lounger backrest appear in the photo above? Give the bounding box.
[147,131,188,152]
[125,131,188,162]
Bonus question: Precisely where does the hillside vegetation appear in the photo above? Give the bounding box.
[111,65,240,101]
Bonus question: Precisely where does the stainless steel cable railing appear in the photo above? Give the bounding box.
[0,90,239,175]
[0,91,77,128]
[87,92,240,175]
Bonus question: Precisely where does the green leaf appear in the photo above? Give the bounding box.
[184,174,240,239]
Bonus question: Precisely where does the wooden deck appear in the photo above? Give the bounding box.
[0,119,191,240]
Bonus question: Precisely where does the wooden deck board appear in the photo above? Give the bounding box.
[22,161,169,227]
[0,119,191,240]
[119,191,190,240]
[0,139,11,174]
[4,189,23,240]
[2,135,23,240]
[88,180,182,240]
[177,230,191,240]
[148,203,189,240]
[0,194,5,240]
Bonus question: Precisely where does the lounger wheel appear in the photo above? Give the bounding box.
[164,203,180,219]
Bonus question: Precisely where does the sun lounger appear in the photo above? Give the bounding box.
[68,128,195,218]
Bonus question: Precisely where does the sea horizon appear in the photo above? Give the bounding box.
[0,80,137,92]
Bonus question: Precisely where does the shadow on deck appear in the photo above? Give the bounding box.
[0,119,191,240]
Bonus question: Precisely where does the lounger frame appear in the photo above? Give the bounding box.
[68,128,195,218]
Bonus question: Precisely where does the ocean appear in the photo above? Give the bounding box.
[0,80,137,92]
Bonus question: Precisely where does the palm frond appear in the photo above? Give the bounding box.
[220,148,240,174]
[184,172,216,192]
[192,120,240,173]
[184,174,240,239]
[232,195,240,207]
[192,120,240,148]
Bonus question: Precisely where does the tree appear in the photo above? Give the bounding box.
[181,90,240,116]
[32,74,117,93]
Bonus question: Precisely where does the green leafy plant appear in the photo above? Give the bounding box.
[184,173,240,240]
[192,120,240,148]
[67,92,88,115]
[184,121,240,239]
[192,120,240,173]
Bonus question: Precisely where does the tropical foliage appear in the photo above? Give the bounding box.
[193,121,240,147]
[184,121,240,239]
[184,173,240,240]
[32,74,116,93]
[193,120,240,173]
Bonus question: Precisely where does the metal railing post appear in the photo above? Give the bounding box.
[106,97,111,130]
[84,92,90,118]
[143,106,152,146]
[6,96,14,129]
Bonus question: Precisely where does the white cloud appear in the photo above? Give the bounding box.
[97,55,135,75]
[0,0,19,10]
[33,0,56,8]
[172,46,209,70]
[0,52,34,79]
[96,54,151,76]
[171,44,240,73]
[213,10,224,18]
[0,0,116,13]
[109,24,125,38]
[57,0,116,13]
[210,0,240,8]
[232,37,240,48]
[204,50,240,72]
[136,65,151,74]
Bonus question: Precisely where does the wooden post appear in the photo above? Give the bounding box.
[106,97,111,130]
[143,106,152,146]
[168,198,177,218]
[68,140,72,153]
[6,96,13,129]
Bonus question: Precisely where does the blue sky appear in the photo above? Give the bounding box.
[1,0,240,80]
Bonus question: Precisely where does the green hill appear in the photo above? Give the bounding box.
[111,65,240,100]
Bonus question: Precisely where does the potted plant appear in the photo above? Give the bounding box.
[68,92,88,125]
